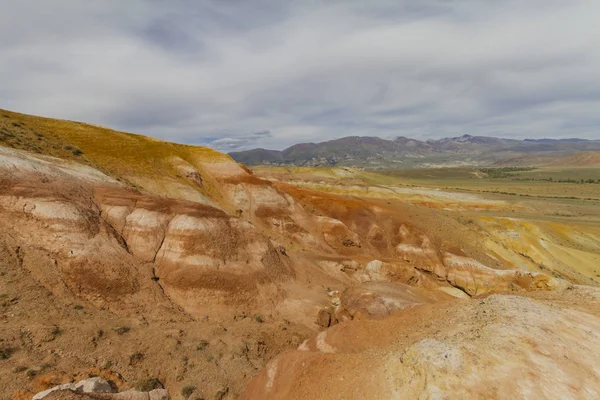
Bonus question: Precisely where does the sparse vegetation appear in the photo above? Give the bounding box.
[480,167,536,178]
[181,385,197,398]
[215,388,229,400]
[113,326,131,335]
[197,340,209,351]
[39,363,52,373]
[64,144,84,156]
[0,346,15,360]
[135,377,164,391]
[129,351,144,365]
[253,314,265,323]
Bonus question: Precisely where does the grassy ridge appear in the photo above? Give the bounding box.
[0,108,237,205]
[0,108,228,177]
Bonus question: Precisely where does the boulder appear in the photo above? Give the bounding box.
[32,378,169,400]
[33,384,77,400]
[75,377,114,393]
[316,309,332,328]
[32,378,114,399]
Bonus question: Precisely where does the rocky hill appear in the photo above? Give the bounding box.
[1,108,600,399]
[230,134,600,169]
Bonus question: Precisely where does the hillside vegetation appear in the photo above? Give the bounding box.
[0,108,241,208]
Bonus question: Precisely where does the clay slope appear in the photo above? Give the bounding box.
[243,288,600,399]
[0,146,292,319]
[0,147,307,398]
[547,151,600,167]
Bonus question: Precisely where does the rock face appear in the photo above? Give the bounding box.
[39,389,169,400]
[0,144,572,323]
[241,290,600,399]
[32,377,169,399]
[336,282,454,320]
[443,253,569,296]
[0,147,293,320]
[33,377,114,399]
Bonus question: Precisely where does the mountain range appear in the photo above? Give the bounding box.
[229,134,600,169]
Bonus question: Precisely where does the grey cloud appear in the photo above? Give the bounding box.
[1,0,599,151]
[207,131,273,151]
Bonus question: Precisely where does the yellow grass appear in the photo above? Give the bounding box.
[0,108,234,202]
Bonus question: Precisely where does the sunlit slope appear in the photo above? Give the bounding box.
[254,165,600,200]
[0,108,243,206]
[253,165,600,285]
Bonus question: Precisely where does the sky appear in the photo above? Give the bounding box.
[1,0,599,151]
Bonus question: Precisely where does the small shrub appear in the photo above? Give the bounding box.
[26,369,38,377]
[113,326,131,335]
[39,363,52,372]
[129,351,144,365]
[0,346,15,359]
[181,385,197,398]
[197,340,209,351]
[253,314,264,323]
[135,377,164,391]
[215,388,229,400]
[73,304,84,310]
[51,326,62,336]
[13,365,28,373]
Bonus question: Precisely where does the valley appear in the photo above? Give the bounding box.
[1,109,600,399]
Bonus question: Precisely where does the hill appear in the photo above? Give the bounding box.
[230,134,600,169]
[2,108,600,399]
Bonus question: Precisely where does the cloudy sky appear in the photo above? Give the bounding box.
[1,0,599,151]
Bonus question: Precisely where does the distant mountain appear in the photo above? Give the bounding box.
[232,148,284,164]
[523,138,590,143]
[229,134,600,169]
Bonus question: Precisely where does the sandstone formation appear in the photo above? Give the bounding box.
[39,389,169,400]
[31,377,169,399]
[242,290,600,399]
[33,377,114,399]
[1,109,599,398]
